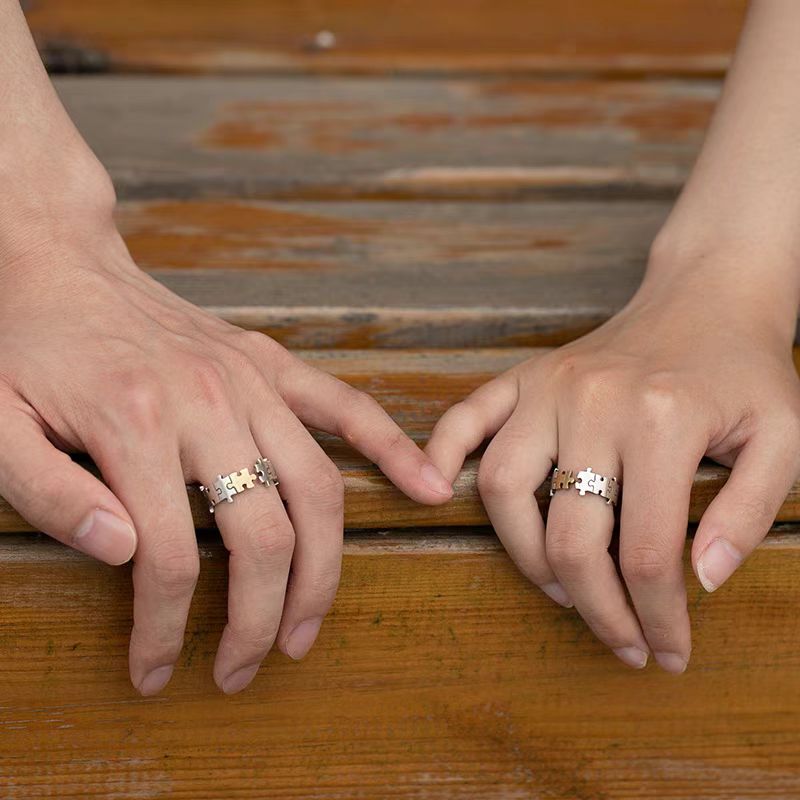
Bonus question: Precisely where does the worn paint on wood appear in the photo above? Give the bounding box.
[2,349,800,533]
[116,197,667,347]
[28,0,747,76]
[54,76,718,199]
[1,529,799,798]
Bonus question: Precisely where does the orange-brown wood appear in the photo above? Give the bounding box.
[28,0,747,76]
[1,530,799,798]
[2,349,800,533]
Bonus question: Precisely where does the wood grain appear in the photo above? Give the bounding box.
[28,0,747,76]
[2,349,800,533]
[1,529,799,798]
[54,76,718,199]
[117,197,667,348]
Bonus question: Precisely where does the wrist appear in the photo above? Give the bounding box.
[0,133,118,267]
[628,231,799,350]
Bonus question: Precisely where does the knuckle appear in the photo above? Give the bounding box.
[586,613,635,649]
[227,623,279,657]
[239,515,295,563]
[296,566,342,613]
[545,527,593,575]
[731,491,774,531]
[640,618,676,648]
[477,457,524,499]
[305,463,345,509]
[185,356,231,412]
[112,371,166,434]
[621,543,673,584]
[147,540,200,597]
[338,389,382,443]
[636,374,685,425]
[562,365,622,414]
[129,624,183,662]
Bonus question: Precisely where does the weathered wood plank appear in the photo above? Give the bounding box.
[55,76,719,198]
[3,349,800,533]
[1,528,799,798]
[28,0,746,76]
[118,198,666,347]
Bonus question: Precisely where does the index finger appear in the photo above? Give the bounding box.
[278,363,453,505]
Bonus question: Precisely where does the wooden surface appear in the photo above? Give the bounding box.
[55,76,718,199]
[6,5,795,796]
[3,348,800,533]
[27,0,746,76]
[118,197,665,347]
[2,529,800,798]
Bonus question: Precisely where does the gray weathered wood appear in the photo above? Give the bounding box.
[118,198,667,346]
[55,76,719,199]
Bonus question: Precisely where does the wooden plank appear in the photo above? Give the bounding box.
[118,197,667,348]
[28,0,747,76]
[1,529,799,798]
[54,76,718,198]
[3,349,800,533]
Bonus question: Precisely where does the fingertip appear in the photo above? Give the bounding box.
[72,507,138,565]
[694,536,743,593]
[420,463,454,499]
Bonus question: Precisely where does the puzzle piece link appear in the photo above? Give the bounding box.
[254,457,280,487]
[212,474,237,504]
[228,467,257,493]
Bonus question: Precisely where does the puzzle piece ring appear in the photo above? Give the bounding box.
[199,456,280,514]
[549,466,620,507]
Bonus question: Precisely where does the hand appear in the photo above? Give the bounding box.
[0,177,453,696]
[426,262,800,673]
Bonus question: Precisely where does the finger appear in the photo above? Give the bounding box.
[693,423,800,593]
[0,393,136,565]
[277,361,453,504]
[249,399,344,661]
[476,407,571,607]
[426,375,519,482]
[91,432,197,698]
[188,427,294,695]
[546,439,650,670]
[619,438,703,675]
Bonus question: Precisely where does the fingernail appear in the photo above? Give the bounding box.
[654,651,687,674]
[221,664,259,695]
[697,537,743,592]
[541,582,573,608]
[285,617,323,660]
[613,646,649,669]
[421,463,453,496]
[73,508,137,565]
[139,664,173,696]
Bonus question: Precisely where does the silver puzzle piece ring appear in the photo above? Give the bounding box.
[199,456,280,514]
[549,466,620,507]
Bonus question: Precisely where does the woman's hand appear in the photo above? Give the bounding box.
[0,173,453,697]
[426,254,800,673]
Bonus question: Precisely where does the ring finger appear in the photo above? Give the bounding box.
[545,434,650,669]
[187,425,294,695]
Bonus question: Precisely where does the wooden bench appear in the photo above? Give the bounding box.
[5,2,800,797]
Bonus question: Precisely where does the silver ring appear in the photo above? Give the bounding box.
[549,466,620,507]
[199,456,279,514]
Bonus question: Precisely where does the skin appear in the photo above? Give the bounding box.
[0,0,453,696]
[427,0,800,673]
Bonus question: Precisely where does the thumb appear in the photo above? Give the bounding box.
[692,425,800,593]
[0,395,137,565]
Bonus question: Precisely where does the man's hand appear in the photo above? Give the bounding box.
[0,203,452,696]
